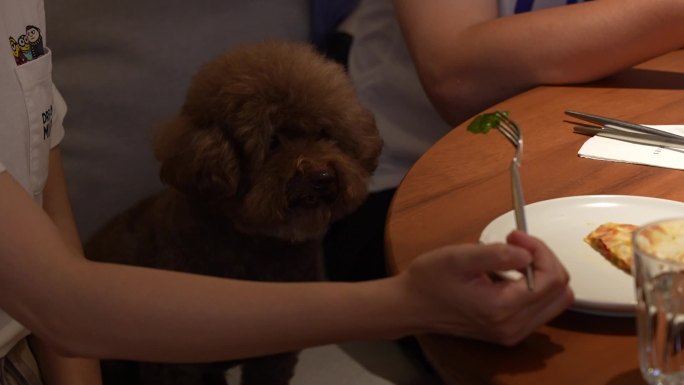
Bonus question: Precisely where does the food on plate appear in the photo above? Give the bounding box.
[634,220,684,263]
[584,222,638,274]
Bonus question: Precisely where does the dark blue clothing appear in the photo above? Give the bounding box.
[310,0,359,51]
[515,0,590,13]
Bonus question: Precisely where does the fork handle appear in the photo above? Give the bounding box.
[510,164,527,233]
[511,164,534,291]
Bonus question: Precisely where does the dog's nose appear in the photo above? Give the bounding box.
[288,161,338,208]
[310,170,336,192]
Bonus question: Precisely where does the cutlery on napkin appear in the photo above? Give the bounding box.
[565,110,684,169]
[567,110,684,149]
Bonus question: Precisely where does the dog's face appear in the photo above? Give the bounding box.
[153,41,382,242]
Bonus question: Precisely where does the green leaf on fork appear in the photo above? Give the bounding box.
[467,111,510,134]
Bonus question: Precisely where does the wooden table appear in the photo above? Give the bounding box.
[386,49,684,385]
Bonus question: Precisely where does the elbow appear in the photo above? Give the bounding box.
[412,52,505,126]
[419,63,542,126]
[427,80,467,126]
[420,71,485,127]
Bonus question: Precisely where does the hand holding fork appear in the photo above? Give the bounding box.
[469,111,534,291]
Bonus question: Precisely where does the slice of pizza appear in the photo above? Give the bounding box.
[633,221,684,263]
[584,222,639,274]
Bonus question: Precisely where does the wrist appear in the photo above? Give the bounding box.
[364,275,437,338]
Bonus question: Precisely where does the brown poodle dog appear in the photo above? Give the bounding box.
[85,41,382,385]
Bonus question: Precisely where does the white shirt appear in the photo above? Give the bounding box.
[0,0,66,356]
[350,0,588,192]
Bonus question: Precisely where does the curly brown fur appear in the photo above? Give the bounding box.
[85,41,382,385]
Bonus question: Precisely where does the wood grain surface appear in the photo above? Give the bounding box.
[386,50,684,385]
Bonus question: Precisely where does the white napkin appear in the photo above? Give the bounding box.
[578,125,684,169]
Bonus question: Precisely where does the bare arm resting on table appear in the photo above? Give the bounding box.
[0,170,572,362]
[393,0,684,126]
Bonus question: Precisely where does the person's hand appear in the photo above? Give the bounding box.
[398,230,573,346]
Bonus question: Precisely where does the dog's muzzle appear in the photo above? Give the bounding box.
[287,160,338,208]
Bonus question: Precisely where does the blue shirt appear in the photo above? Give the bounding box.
[500,0,591,15]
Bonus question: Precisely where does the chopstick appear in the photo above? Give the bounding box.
[565,110,684,141]
[573,125,684,150]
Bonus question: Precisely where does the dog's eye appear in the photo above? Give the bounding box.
[269,136,281,152]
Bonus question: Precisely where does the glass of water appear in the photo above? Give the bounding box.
[634,218,684,385]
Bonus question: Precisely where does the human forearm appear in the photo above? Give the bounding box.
[0,170,571,362]
[0,172,419,362]
[18,249,420,362]
[394,0,684,125]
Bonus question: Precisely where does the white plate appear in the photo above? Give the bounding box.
[479,195,684,316]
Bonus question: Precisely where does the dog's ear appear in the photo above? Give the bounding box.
[328,107,383,174]
[154,115,240,199]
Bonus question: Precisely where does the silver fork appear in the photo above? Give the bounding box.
[495,112,534,291]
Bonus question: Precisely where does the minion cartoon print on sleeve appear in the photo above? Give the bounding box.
[7,25,45,66]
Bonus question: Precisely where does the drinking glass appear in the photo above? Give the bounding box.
[634,218,684,385]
